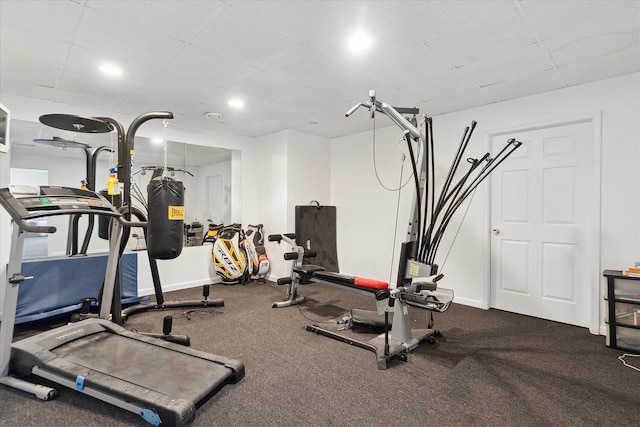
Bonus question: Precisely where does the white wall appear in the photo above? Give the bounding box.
[286,129,332,230]
[330,73,640,332]
[331,125,417,283]
[136,245,218,295]
[251,129,331,280]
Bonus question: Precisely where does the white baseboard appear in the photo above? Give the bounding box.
[451,296,485,309]
[136,246,219,297]
[138,278,220,296]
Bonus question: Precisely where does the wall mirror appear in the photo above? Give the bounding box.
[8,118,239,258]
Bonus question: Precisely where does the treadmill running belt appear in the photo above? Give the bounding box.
[52,332,230,403]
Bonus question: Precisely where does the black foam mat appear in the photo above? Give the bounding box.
[295,205,339,272]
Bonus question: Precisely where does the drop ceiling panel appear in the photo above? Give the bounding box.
[262,47,349,90]
[374,0,513,40]
[424,5,536,68]
[420,86,495,116]
[84,0,227,43]
[190,6,300,69]
[163,45,258,87]
[481,71,565,103]
[0,80,57,102]
[519,0,640,40]
[51,90,149,118]
[63,44,157,80]
[395,74,477,107]
[0,28,70,71]
[458,43,554,87]
[351,43,459,98]
[0,51,60,92]
[227,0,358,43]
[542,16,640,67]
[304,5,401,65]
[73,7,185,69]
[0,62,59,93]
[57,70,141,104]
[553,48,640,87]
[313,72,384,106]
[128,70,223,110]
[0,0,82,42]
[227,70,305,104]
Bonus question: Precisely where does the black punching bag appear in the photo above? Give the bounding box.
[147,177,184,259]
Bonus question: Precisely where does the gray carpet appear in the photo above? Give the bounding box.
[1,281,638,426]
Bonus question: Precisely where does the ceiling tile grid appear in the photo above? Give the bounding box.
[0,0,638,139]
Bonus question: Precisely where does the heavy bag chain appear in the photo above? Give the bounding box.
[162,119,169,179]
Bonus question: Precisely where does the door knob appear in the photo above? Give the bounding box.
[492,228,500,236]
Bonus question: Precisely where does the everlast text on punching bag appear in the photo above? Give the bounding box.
[147,177,184,259]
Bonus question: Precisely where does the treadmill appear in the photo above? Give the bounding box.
[0,186,244,426]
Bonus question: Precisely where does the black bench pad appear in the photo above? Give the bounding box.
[292,265,326,275]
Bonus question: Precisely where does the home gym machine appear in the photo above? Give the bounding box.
[272,90,522,369]
[0,185,244,426]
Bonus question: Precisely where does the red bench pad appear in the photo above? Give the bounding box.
[353,277,389,290]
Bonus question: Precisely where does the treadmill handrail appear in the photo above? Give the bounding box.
[0,188,56,233]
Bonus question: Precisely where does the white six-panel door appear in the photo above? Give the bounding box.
[490,121,593,327]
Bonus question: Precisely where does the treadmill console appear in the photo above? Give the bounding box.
[0,185,120,221]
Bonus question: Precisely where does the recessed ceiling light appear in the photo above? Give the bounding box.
[205,112,223,120]
[348,32,372,53]
[227,98,245,109]
[99,63,123,76]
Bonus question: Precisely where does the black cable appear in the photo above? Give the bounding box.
[421,123,473,262]
[438,153,488,210]
[427,141,521,263]
[296,301,349,325]
[405,131,422,251]
[419,118,436,262]
[418,119,429,260]
[435,121,477,218]
[372,115,417,192]
[424,123,481,262]
[427,157,496,264]
[448,139,519,214]
[434,123,473,217]
[426,155,488,263]
[428,119,436,251]
[390,160,406,283]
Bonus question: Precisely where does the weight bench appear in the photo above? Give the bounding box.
[270,233,453,369]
